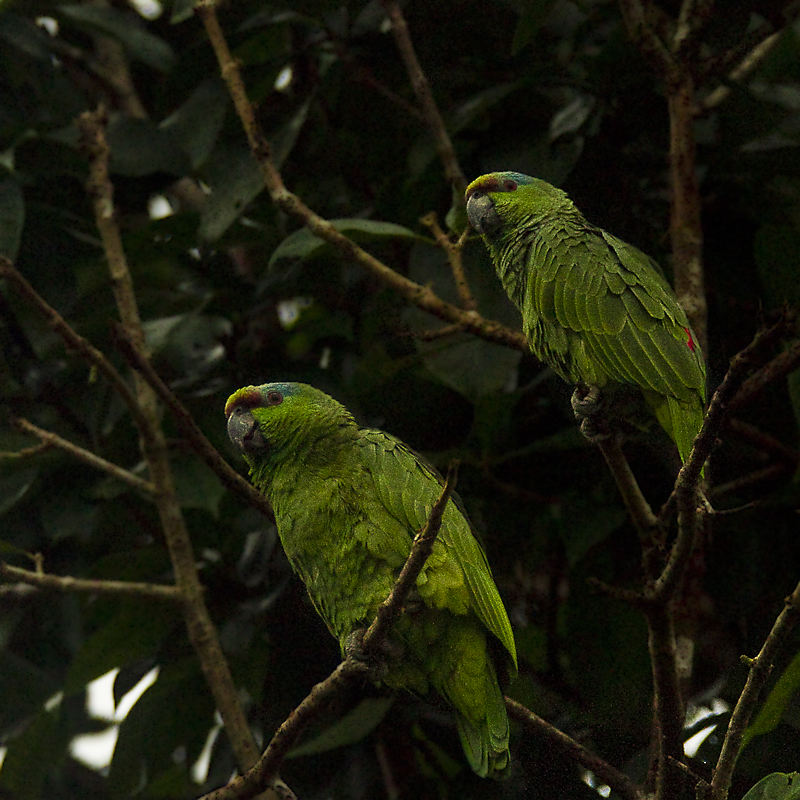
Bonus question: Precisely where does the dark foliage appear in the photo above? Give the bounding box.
[1,1,799,799]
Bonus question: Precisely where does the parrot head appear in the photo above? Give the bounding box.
[465,171,571,237]
[225,382,355,465]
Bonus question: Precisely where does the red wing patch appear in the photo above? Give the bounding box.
[684,327,696,353]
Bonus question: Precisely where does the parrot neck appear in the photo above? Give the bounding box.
[489,202,584,308]
[248,420,360,499]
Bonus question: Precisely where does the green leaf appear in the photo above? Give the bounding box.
[0,651,60,738]
[554,490,628,567]
[170,0,199,24]
[754,224,800,310]
[743,650,800,748]
[288,697,394,757]
[0,707,60,800]
[57,5,176,72]
[106,117,192,178]
[0,177,24,259]
[405,241,522,399]
[199,100,311,241]
[171,454,225,517]
[0,467,39,517]
[40,492,100,543]
[742,773,800,800]
[511,0,558,55]
[160,79,228,170]
[64,598,181,695]
[108,659,215,796]
[0,13,52,60]
[269,219,427,270]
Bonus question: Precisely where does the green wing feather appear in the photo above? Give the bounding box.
[355,429,516,777]
[519,218,705,463]
[356,429,517,670]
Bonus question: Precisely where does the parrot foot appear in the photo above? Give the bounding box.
[344,628,397,682]
[571,385,612,444]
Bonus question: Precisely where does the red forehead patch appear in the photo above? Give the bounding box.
[224,386,263,419]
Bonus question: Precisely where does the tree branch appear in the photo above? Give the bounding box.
[75,105,267,782]
[112,326,275,521]
[10,417,156,496]
[596,437,658,542]
[506,698,644,800]
[420,213,475,310]
[195,2,526,354]
[381,1,468,199]
[710,580,800,800]
[0,256,151,435]
[0,561,183,602]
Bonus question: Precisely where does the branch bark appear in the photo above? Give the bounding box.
[381,1,468,199]
[506,698,644,800]
[0,561,183,601]
[75,106,270,786]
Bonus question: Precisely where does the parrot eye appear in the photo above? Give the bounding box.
[503,179,517,191]
[266,390,283,406]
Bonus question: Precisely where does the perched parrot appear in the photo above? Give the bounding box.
[465,171,706,467]
[225,382,517,778]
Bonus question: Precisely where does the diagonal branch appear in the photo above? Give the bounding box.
[195,2,526,355]
[75,105,268,783]
[0,256,151,435]
[11,417,156,496]
[710,578,800,800]
[506,698,644,800]
[112,327,275,521]
[381,1,467,200]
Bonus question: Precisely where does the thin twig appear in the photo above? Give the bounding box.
[617,0,674,79]
[0,256,151,435]
[727,419,800,466]
[420,213,476,310]
[112,327,275,521]
[697,29,782,114]
[660,317,791,524]
[709,464,788,501]
[710,581,800,800]
[0,561,183,602]
[381,1,467,199]
[197,464,459,800]
[727,336,800,417]
[506,699,644,800]
[0,441,52,459]
[11,417,156,496]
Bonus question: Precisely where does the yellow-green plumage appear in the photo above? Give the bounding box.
[225,382,517,778]
[466,172,706,467]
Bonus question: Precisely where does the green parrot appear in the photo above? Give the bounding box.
[465,171,706,468]
[225,382,517,778]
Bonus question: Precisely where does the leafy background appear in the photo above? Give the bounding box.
[1,0,800,798]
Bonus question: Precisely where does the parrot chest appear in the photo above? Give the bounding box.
[272,476,401,641]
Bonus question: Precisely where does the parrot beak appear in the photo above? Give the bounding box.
[466,191,500,236]
[227,406,268,455]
